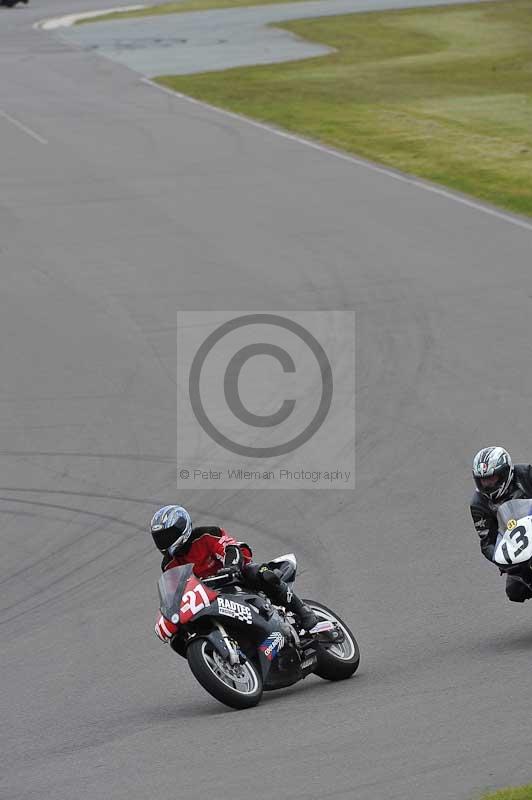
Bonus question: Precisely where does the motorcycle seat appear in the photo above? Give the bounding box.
[268,553,297,583]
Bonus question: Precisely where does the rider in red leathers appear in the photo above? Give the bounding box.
[151,505,318,641]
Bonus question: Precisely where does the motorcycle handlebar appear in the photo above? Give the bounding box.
[203,572,239,587]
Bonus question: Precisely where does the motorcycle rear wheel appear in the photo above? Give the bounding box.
[187,638,263,710]
[303,599,360,680]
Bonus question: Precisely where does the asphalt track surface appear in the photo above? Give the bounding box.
[2,3,532,799]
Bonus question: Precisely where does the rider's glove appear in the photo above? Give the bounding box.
[154,614,178,643]
[223,544,244,570]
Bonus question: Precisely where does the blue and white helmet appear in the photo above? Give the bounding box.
[472,447,514,502]
[150,505,193,555]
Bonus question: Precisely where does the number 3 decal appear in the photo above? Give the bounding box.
[510,525,529,557]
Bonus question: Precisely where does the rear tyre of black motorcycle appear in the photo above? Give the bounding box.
[303,599,360,681]
[187,638,263,710]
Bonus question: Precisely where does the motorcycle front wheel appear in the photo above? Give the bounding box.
[187,638,263,710]
[303,599,360,680]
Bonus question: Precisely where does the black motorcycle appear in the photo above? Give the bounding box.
[158,554,360,709]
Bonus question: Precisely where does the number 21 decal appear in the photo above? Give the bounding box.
[181,583,211,616]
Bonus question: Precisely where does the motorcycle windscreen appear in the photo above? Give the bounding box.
[158,564,194,619]
[496,499,532,532]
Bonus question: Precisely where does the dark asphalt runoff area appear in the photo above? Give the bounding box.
[2,2,532,799]
[53,0,489,77]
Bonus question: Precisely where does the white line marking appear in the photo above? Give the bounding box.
[0,110,48,145]
[141,77,532,234]
[35,5,145,30]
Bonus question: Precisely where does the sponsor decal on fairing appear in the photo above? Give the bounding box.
[259,631,285,661]
[217,597,253,624]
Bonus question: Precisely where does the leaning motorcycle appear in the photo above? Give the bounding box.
[493,499,532,589]
[157,554,360,709]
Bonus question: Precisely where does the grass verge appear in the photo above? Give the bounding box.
[156,0,532,217]
[78,0,307,24]
[481,788,532,799]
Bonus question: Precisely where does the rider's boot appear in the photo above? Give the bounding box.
[287,593,319,632]
[250,564,319,631]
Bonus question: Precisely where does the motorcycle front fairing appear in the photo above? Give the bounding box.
[159,570,309,686]
[158,564,194,621]
[494,499,532,572]
[496,499,532,533]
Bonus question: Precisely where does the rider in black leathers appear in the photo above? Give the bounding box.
[471,447,532,602]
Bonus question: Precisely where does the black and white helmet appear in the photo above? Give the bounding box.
[472,447,514,502]
[150,505,193,556]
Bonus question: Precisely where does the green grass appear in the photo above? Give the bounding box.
[78,0,307,24]
[481,787,532,800]
[156,0,532,217]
